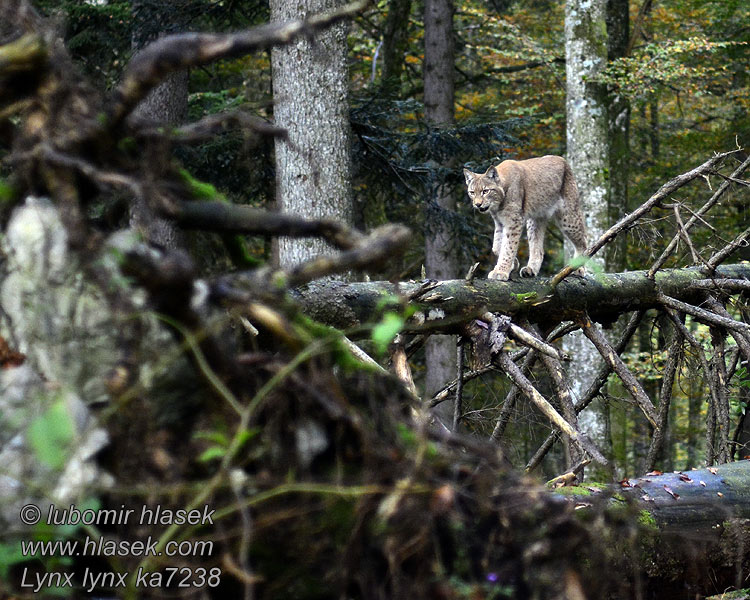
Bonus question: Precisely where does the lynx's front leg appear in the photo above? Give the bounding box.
[488,218,522,281]
[492,216,503,256]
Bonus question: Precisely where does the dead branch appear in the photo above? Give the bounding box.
[295,264,750,334]
[648,154,750,277]
[707,225,750,270]
[577,314,658,429]
[658,292,750,335]
[687,278,750,293]
[389,335,418,398]
[645,334,682,470]
[142,110,287,144]
[215,224,411,299]
[495,349,607,465]
[703,296,750,365]
[490,352,536,442]
[453,340,465,431]
[526,320,581,469]
[526,310,644,472]
[168,199,365,250]
[107,0,368,127]
[664,309,726,465]
[548,150,740,288]
[709,325,731,463]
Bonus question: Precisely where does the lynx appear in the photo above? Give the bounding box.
[463,155,587,281]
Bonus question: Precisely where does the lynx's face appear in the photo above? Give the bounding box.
[463,167,505,213]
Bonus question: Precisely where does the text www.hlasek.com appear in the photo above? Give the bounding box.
[22,535,214,558]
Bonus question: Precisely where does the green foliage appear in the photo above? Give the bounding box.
[372,312,407,355]
[27,398,75,470]
[195,427,259,463]
[598,37,746,103]
[179,168,224,201]
[370,294,417,355]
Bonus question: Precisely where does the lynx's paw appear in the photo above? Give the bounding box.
[488,268,510,281]
[519,266,537,278]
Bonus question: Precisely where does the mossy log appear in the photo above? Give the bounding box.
[620,460,750,538]
[292,264,750,334]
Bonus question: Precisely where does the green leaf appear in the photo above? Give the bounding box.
[371,312,405,355]
[27,400,75,470]
[198,446,227,463]
[193,430,230,447]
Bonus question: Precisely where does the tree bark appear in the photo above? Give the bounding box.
[270,0,353,270]
[291,264,750,334]
[565,0,611,449]
[129,0,188,249]
[606,0,631,270]
[381,0,412,89]
[423,0,458,420]
[619,461,750,536]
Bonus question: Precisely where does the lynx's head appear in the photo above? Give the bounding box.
[463,166,505,213]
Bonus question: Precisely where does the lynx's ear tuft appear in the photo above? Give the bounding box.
[485,166,500,181]
[463,168,475,184]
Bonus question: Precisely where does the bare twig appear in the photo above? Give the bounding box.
[525,320,580,469]
[706,226,750,270]
[663,309,724,466]
[496,350,607,465]
[709,325,731,463]
[169,200,365,249]
[578,314,658,428]
[649,154,750,277]
[490,352,536,442]
[658,293,750,335]
[526,310,644,472]
[645,334,682,471]
[453,340,465,431]
[548,151,739,288]
[672,203,701,264]
[702,296,750,365]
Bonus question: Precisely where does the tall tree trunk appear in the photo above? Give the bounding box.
[564,0,611,460]
[270,0,353,270]
[423,0,458,424]
[606,0,630,269]
[130,0,188,249]
[381,0,412,91]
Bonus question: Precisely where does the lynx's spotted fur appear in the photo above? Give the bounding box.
[463,155,587,281]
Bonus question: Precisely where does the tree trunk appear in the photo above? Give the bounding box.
[130,0,188,249]
[606,0,630,269]
[270,0,353,270]
[564,0,610,453]
[381,0,412,90]
[423,0,458,421]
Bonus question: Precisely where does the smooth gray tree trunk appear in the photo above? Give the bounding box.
[564,0,611,456]
[423,0,458,424]
[270,0,353,270]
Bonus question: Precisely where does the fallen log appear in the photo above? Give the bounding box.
[619,460,750,538]
[291,264,750,334]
